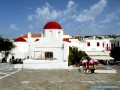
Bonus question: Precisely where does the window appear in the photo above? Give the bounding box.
[58,31,60,34]
[114,43,115,47]
[49,31,52,36]
[45,52,53,58]
[111,44,113,47]
[103,43,104,48]
[106,44,108,50]
[58,31,61,37]
[87,42,90,46]
[97,42,100,46]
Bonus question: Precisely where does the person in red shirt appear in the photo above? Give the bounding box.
[86,58,90,73]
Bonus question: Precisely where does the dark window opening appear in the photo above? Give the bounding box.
[107,44,108,50]
[118,41,119,47]
[45,52,53,58]
[97,42,100,46]
[114,43,115,47]
[87,42,90,46]
[111,44,113,47]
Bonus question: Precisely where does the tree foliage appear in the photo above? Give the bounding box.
[68,46,88,66]
[110,47,120,61]
[0,37,15,61]
[0,38,15,51]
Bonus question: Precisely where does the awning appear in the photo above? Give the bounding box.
[85,51,108,56]
[85,51,114,60]
[89,56,113,60]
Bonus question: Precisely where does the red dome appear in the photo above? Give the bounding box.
[43,21,62,29]
[14,37,26,42]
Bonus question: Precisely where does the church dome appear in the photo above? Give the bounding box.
[43,21,62,29]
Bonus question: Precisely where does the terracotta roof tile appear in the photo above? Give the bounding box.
[20,34,41,38]
[31,34,41,38]
[63,38,71,42]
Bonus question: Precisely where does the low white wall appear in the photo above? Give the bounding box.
[95,70,116,73]
[22,59,68,69]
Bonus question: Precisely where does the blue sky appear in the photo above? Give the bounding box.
[0,0,120,38]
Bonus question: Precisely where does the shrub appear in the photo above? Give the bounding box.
[68,46,88,66]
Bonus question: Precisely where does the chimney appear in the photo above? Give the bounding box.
[28,32,31,42]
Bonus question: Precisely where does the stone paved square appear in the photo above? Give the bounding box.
[0,65,120,90]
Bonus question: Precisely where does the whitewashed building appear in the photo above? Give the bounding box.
[78,36,115,60]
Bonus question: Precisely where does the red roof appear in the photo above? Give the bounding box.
[43,21,62,29]
[14,37,26,42]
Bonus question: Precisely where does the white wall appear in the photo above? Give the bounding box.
[83,40,104,51]
[23,59,68,69]
[12,42,29,59]
[63,42,69,62]
[31,47,64,60]
[28,32,66,61]
[78,38,117,52]
[43,29,63,38]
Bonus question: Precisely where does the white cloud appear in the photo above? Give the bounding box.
[35,3,61,22]
[9,24,19,30]
[28,15,33,21]
[59,1,77,23]
[63,1,76,16]
[26,0,109,36]
[76,0,107,22]
[28,3,61,25]
[27,1,76,29]
[101,9,120,23]
[67,1,75,9]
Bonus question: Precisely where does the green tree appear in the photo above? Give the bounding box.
[0,37,15,62]
[68,46,88,66]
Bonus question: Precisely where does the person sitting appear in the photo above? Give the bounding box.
[90,64,96,74]
[79,62,84,73]
[79,65,84,73]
